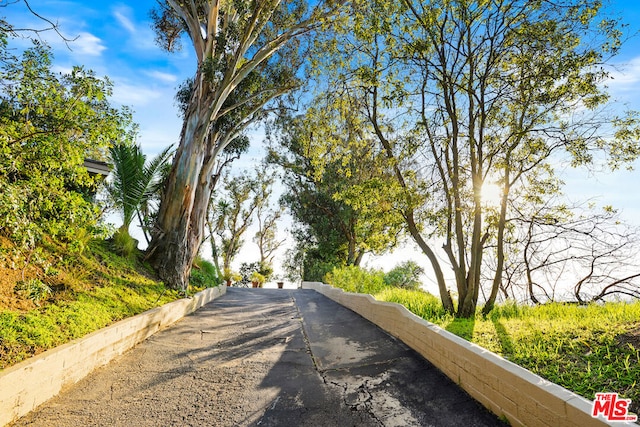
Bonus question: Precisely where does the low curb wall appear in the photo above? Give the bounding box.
[0,285,226,427]
[302,282,636,427]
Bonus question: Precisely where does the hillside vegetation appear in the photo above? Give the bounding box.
[0,238,182,369]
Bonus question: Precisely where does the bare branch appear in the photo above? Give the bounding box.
[4,0,78,48]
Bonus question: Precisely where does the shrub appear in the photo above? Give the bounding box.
[383,260,424,290]
[250,271,266,287]
[0,179,101,250]
[301,249,344,282]
[324,265,387,295]
[0,42,133,251]
[239,262,260,286]
[304,259,341,282]
[238,261,273,285]
[14,279,52,306]
[221,268,242,285]
[111,228,139,260]
[200,260,219,281]
[190,258,221,288]
[258,262,273,281]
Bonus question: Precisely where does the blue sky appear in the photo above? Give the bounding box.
[4,0,640,284]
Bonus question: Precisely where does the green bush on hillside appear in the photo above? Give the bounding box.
[324,265,387,295]
[190,258,221,289]
[111,228,139,260]
[0,41,134,250]
[383,261,424,290]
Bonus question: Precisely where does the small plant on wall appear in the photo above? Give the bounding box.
[221,268,242,287]
[250,271,266,288]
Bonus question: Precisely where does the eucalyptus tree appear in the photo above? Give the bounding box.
[253,204,285,266]
[145,0,347,291]
[203,134,250,279]
[309,0,640,316]
[252,165,286,266]
[210,172,259,273]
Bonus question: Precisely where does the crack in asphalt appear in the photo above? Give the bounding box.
[9,289,509,427]
[291,293,321,372]
[291,293,386,425]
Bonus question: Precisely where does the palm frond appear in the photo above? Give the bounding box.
[107,142,174,232]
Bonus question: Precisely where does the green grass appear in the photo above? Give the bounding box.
[374,287,640,414]
[375,287,451,321]
[0,239,183,369]
[324,265,387,295]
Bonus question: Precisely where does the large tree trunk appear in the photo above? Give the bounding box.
[146,105,215,291]
[458,172,484,317]
[458,207,483,317]
[143,0,339,291]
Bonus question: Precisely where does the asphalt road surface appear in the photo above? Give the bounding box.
[11,288,508,427]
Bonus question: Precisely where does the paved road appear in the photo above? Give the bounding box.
[12,288,507,426]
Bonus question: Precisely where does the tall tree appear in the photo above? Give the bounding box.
[146,0,346,291]
[210,171,260,273]
[203,135,250,281]
[267,111,404,279]
[304,1,457,308]
[308,0,640,316]
[401,0,639,316]
[252,165,286,266]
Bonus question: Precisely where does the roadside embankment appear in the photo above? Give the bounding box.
[0,285,226,426]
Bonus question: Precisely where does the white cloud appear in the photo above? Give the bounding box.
[70,32,106,56]
[145,70,179,84]
[112,6,137,35]
[109,4,162,53]
[111,82,163,106]
[604,56,640,102]
[608,56,640,85]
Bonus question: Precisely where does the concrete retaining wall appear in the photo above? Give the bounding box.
[302,282,636,427]
[0,285,226,427]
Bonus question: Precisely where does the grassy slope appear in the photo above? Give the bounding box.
[0,239,182,369]
[376,288,640,415]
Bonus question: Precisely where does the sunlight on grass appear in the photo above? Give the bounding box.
[374,287,640,413]
[0,240,181,370]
